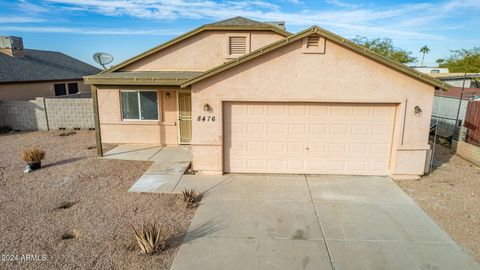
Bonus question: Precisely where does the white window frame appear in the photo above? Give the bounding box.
[120,89,159,121]
[225,33,251,58]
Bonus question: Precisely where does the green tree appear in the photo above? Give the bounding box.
[352,36,417,64]
[419,45,430,66]
[435,58,445,66]
[439,47,480,73]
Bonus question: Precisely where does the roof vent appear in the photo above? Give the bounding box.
[302,35,325,54]
[306,35,320,48]
[0,36,24,58]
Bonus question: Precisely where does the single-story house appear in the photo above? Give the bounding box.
[0,36,101,101]
[84,17,451,180]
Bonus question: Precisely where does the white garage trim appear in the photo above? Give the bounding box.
[223,102,397,175]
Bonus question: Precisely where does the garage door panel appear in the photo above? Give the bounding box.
[224,102,395,175]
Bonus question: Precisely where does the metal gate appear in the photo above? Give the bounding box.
[177,92,192,144]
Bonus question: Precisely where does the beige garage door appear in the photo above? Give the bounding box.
[224,102,396,175]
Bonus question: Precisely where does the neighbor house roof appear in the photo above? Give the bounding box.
[181,26,451,90]
[101,17,292,74]
[0,49,101,84]
[430,73,480,80]
[84,71,204,86]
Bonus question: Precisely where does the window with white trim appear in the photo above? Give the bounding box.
[120,90,158,120]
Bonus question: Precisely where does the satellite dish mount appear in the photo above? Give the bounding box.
[93,52,114,70]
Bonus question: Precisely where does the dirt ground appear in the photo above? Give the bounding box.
[397,144,480,262]
[0,131,195,270]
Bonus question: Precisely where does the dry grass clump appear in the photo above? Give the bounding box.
[21,147,46,163]
[132,223,168,255]
[182,188,202,208]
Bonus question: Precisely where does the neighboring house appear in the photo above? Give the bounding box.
[429,73,480,88]
[85,17,450,180]
[413,66,450,74]
[0,36,101,101]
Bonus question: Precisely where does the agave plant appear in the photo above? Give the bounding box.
[182,188,201,208]
[132,223,167,254]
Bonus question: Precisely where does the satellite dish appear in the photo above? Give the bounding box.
[93,52,114,69]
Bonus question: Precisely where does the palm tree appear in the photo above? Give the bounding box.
[436,58,444,67]
[419,45,430,66]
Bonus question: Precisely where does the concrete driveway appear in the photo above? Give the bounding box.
[170,175,480,270]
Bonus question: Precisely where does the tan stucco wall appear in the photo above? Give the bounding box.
[190,37,435,178]
[120,30,285,72]
[96,86,179,145]
[0,80,89,101]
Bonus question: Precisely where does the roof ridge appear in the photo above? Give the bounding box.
[206,16,267,27]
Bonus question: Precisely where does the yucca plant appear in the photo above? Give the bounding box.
[21,147,45,170]
[132,223,167,254]
[182,188,201,208]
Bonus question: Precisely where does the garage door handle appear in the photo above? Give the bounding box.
[306,147,310,151]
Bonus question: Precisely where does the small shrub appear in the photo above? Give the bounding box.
[132,223,167,254]
[21,147,46,163]
[182,188,202,208]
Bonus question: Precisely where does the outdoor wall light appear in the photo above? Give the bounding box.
[414,106,422,116]
[166,92,170,99]
[203,103,210,112]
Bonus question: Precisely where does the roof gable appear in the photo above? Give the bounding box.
[181,26,450,90]
[102,17,292,74]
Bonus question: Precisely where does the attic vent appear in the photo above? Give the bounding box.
[306,35,320,48]
[229,36,247,55]
[302,35,325,54]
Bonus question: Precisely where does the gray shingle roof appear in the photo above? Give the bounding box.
[207,16,266,26]
[0,49,101,83]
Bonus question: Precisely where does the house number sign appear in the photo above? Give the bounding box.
[197,116,216,122]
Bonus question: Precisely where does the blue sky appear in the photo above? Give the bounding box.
[1,0,479,68]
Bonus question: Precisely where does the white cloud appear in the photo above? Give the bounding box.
[325,0,358,8]
[8,0,480,40]
[0,25,183,35]
[0,16,45,23]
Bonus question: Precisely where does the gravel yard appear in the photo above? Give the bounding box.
[0,131,195,270]
[397,144,480,262]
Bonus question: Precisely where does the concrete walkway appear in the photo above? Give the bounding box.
[102,144,191,193]
[169,175,480,270]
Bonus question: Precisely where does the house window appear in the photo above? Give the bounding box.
[226,33,250,58]
[54,83,67,96]
[68,83,79,94]
[121,90,158,120]
[302,35,325,54]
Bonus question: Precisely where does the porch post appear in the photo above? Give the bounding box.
[91,85,103,157]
